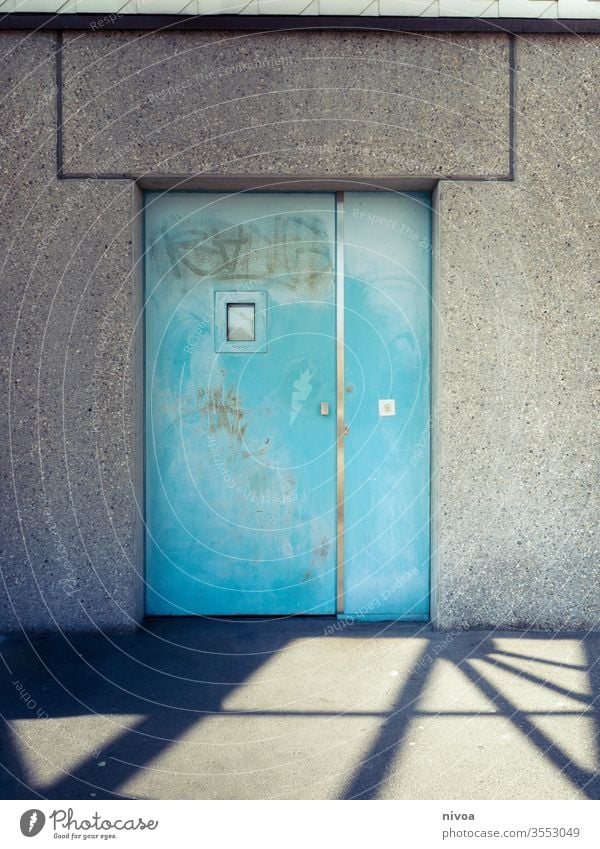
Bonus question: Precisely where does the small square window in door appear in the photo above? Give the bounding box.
[227,303,255,341]
[214,291,267,353]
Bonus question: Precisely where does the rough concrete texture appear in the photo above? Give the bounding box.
[435,36,600,629]
[0,620,598,799]
[0,33,142,633]
[0,30,598,634]
[61,31,511,178]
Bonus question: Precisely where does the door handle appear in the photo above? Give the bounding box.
[343,424,350,436]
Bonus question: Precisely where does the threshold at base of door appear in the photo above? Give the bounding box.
[337,613,430,622]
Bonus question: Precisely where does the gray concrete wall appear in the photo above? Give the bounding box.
[0,33,142,632]
[435,37,599,628]
[60,31,510,178]
[0,29,597,632]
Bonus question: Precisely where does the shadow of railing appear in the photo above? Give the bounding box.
[340,632,600,800]
[1,620,598,800]
[0,618,296,799]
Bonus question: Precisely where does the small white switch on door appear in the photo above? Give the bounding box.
[379,399,395,416]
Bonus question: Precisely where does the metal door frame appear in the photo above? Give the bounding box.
[137,180,438,625]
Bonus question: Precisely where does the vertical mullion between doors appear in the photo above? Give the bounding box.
[335,191,345,614]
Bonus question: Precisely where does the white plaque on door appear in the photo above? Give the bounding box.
[379,399,396,416]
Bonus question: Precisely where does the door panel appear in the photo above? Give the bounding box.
[144,190,431,620]
[145,192,337,615]
[343,193,431,619]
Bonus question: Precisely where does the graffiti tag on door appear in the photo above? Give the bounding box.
[156,214,333,287]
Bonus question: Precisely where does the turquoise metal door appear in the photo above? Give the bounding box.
[144,192,337,615]
[144,190,431,619]
[342,193,431,620]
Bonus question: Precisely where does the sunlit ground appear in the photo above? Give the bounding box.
[1,623,598,799]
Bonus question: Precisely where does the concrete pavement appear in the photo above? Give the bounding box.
[0,619,598,800]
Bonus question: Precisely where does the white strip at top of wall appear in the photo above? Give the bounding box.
[1,0,598,20]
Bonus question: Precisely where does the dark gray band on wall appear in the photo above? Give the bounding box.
[1,15,600,33]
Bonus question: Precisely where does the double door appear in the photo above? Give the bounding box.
[145,191,430,619]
